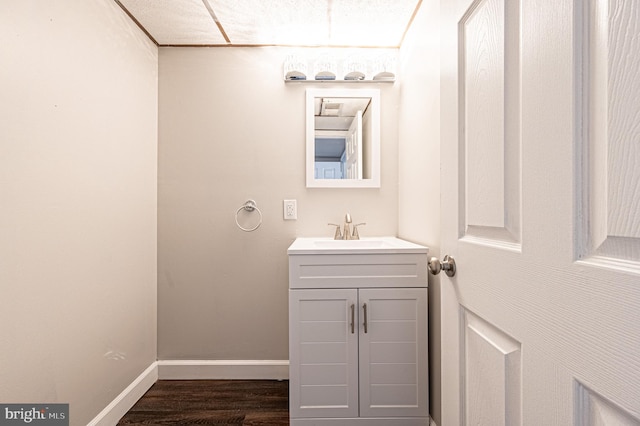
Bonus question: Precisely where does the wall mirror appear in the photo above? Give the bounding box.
[306,88,380,188]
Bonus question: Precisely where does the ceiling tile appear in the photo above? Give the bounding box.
[120,0,226,45]
[330,0,420,47]
[118,0,421,47]
[205,0,418,47]
[206,0,331,46]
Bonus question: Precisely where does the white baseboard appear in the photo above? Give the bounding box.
[87,361,158,426]
[157,360,289,380]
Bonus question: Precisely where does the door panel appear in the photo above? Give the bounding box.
[315,161,343,179]
[575,383,640,426]
[464,310,522,426]
[580,0,640,265]
[462,0,505,229]
[441,0,640,425]
[345,110,363,179]
[460,0,521,246]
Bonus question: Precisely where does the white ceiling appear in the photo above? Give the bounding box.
[115,0,422,47]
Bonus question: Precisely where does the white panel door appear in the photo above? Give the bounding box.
[440,0,640,425]
[315,161,343,179]
[289,289,359,418]
[345,110,363,179]
[359,288,429,418]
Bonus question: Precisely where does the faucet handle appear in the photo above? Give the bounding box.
[345,213,352,223]
[352,223,366,240]
[328,223,343,240]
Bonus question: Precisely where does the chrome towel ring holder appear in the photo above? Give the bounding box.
[235,199,263,232]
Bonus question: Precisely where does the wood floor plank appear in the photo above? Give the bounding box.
[117,380,289,425]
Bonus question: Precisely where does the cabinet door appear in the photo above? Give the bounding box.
[358,288,428,417]
[289,289,359,418]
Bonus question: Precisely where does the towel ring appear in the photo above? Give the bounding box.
[235,199,263,232]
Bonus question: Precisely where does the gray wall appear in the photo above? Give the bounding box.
[398,0,442,422]
[157,47,400,360]
[0,1,158,425]
[157,27,442,416]
[157,11,442,420]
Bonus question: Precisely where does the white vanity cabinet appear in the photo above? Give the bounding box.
[288,237,429,426]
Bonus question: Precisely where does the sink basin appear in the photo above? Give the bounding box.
[288,237,428,255]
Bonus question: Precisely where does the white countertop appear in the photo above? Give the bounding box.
[287,236,429,255]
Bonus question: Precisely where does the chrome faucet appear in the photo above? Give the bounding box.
[343,213,352,240]
[328,213,366,240]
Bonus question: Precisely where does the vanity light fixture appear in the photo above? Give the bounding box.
[313,54,338,80]
[284,54,308,80]
[283,51,396,82]
[343,56,367,81]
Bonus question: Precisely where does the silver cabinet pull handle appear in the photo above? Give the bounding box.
[363,303,368,333]
[350,304,355,334]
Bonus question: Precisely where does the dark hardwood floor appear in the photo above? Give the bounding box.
[118,380,289,425]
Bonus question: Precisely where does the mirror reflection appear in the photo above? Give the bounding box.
[314,96,370,179]
[306,88,380,188]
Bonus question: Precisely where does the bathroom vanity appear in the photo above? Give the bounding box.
[288,237,429,425]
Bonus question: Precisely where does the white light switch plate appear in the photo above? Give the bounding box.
[284,199,297,220]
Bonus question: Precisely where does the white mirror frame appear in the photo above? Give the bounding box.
[306,88,381,188]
